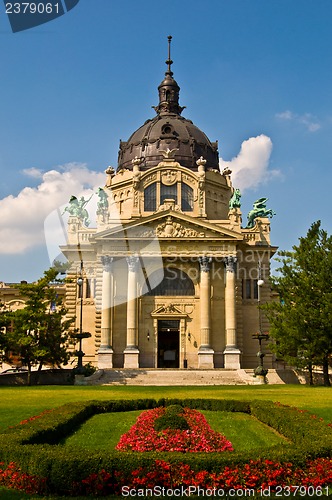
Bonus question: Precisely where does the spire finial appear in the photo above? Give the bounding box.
[153,35,185,116]
[165,35,173,76]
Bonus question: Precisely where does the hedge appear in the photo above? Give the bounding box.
[0,398,331,495]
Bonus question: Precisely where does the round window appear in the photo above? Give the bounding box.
[162,124,173,135]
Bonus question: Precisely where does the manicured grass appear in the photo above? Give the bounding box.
[63,410,142,450]
[0,384,331,431]
[63,409,287,453]
[201,410,287,451]
[0,385,331,499]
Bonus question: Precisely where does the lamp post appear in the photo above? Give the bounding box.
[252,272,269,380]
[71,263,91,375]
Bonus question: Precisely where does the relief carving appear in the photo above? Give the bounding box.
[142,173,157,187]
[156,217,205,238]
[161,170,177,186]
[130,228,155,238]
[182,173,195,185]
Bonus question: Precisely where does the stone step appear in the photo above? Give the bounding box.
[87,368,248,386]
[85,368,298,386]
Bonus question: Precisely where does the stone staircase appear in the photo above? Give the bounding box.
[85,368,300,386]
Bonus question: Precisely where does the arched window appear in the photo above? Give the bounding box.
[144,182,157,211]
[181,183,194,211]
[143,180,195,212]
[160,183,177,205]
[143,268,195,296]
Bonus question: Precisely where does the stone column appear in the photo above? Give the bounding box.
[222,256,241,369]
[124,255,140,368]
[198,256,214,368]
[98,256,114,369]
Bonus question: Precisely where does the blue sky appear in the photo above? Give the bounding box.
[0,0,331,282]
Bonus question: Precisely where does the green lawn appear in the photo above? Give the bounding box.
[63,410,142,450]
[201,410,287,450]
[63,409,287,452]
[0,384,331,431]
[0,385,332,430]
[0,385,331,499]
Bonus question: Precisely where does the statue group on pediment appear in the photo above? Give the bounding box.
[156,221,203,238]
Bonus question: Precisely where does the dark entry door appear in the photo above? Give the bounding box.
[158,320,180,368]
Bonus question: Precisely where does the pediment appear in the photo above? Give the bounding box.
[94,209,242,241]
[151,303,187,317]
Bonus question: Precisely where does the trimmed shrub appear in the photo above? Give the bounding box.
[154,405,189,431]
[0,398,332,495]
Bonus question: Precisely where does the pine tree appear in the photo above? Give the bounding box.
[3,267,73,385]
[263,221,332,385]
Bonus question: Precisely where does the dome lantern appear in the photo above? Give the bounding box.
[117,37,219,172]
[154,35,185,116]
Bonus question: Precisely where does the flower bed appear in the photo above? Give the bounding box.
[116,407,233,453]
[0,398,331,496]
[0,461,47,495]
[79,458,332,496]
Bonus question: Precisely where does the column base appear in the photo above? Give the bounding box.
[223,348,241,369]
[198,348,214,369]
[98,348,113,369]
[124,348,140,368]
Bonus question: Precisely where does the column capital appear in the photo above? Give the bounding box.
[198,256,212,273]
[222,255,237,273]
[101,255,113,272]
[126,255,139,272]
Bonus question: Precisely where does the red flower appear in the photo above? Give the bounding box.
[116,407,233,453]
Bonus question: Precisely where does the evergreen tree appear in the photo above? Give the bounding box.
[0,302,11,363]
[2,267,73,385]
[263,221,332,385]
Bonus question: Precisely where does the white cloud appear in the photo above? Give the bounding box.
[276,110,294,121]
[22,167,44,178]
[276,110,321,132]
[219,134,279,192]
[0,163,105,255]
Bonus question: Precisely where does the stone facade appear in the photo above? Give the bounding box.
[61,157,277,370]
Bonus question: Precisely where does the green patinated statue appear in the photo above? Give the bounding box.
[62,194,92,226]
[97,187,109,212]
[246,197,276,228]
[229,188,241,209]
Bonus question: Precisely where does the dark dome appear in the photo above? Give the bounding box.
[117,37,219,172]
[118,114,219,172]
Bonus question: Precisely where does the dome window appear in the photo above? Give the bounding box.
[160,183,177,205]
[161,124,173,135]
[144,183,157,212]
[181,183,194,212]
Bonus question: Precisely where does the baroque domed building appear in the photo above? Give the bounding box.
[61,38,277,371]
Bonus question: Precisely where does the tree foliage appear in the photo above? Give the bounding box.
[262,221,332,385]
[1,267,73,385]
